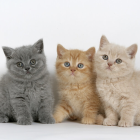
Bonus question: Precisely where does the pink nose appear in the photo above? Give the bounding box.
[71,69,76,72]
[108,63,113,67]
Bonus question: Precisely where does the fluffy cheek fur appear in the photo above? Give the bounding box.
[30,60,44,74]
[8,61,26,76]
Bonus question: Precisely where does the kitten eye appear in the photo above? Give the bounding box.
[116,59,122,64]
[17,62,23,67]
[77,63,84,68]
[30,59,36,65]
[64,62,70,67]
[102,55,108,60]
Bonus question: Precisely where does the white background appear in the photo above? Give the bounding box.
[0,0,140,140]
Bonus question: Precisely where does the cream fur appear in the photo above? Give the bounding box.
[95,35,140,127]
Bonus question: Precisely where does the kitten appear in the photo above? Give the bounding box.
[53,44,102,124]
[0,39,55,125]
[95,35,140,127]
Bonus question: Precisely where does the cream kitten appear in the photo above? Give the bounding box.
[94,35,140,127]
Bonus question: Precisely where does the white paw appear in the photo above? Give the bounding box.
[103,118,118,126]
[118,120,133,127]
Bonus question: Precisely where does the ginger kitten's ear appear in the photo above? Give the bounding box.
[57,44,67,59]
[126,44,138,59]
[100,35,109,50]
[2,47,15,59]
[86,47,95,61]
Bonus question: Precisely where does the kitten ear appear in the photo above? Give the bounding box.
[33,39,44,53]
[126,44,138,59]
[57,44,67,59]
[86,47,95,61]
[2,46,15,59]
[100,35,109,50]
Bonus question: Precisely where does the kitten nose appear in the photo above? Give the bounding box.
[108,63,113,67]
[25,67,30,71]
[71,69,76,72]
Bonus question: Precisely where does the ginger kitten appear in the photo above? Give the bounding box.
[95,35,140,127]
[53,44,101,124]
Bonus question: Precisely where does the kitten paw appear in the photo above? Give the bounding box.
[103,118,118,126]
[96,114,104,125]
[17,117,32,125]
[39,116,55,124]
[0,115,9,123]
[118,120,133,127]
[53,114,63,123]
[81,117,96,124]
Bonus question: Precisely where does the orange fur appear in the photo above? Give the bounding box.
[53,44,102,124]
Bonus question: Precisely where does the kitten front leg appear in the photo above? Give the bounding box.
[11,98,32,125]
[38,99,55,124]
[0,113,9,123]
[103,106,118,126]
[81,102,98,125]
[118,105,136,127]
[53,101,72,123]
[0,97,9,123]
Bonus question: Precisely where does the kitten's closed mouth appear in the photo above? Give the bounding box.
[26,71,31,74]
[70,73,75,76]
[106,67,112,71]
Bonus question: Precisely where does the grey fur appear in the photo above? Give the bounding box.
[0,39,55,125]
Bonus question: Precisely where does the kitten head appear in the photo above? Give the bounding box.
[2,39,47,80]
[94,35,137,78]
[56,44,95,84]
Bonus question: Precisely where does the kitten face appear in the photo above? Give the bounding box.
[3,39,46,80]
[95,35,137,78]
[56,44,95,83]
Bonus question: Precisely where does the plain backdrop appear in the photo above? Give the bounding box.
[0,0,140,140]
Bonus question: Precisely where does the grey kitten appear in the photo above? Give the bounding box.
[0,39,55,125]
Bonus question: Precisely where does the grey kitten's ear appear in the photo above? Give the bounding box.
[33,39,44,53]
[57,44,67,59]
[100,35,109,50]
[2,47,15,59]
[86,47,95,62]
[126,44,138,59]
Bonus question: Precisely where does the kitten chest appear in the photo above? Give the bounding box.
[61,87,87,117]
[24,82,41,113]
[96,79,130,112]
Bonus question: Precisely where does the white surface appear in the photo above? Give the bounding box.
[0,0,140,140]
[1,121,140,140]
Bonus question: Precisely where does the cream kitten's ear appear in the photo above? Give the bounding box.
[127,44,138,59]
[57,44,67,58]
[86,47,95,61]
[100,35,109,50]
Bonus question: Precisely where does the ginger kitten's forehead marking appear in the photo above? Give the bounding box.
[68,51,82,67]
[76,58,79,66]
